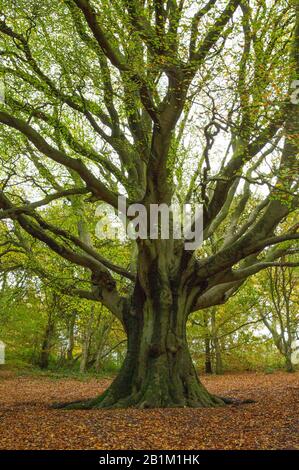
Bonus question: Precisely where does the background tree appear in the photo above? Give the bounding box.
[0,0,298,408]
[189,294,263,375]
[255,266,299,372]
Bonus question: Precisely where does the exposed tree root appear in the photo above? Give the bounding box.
[51,399,94,410]
[52,394,255,410]
[51,393,224,410]
[216,395,256,405]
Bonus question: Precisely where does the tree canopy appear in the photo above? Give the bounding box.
[0,0,298,408]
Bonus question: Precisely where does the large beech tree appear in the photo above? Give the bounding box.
[0,0,298,408]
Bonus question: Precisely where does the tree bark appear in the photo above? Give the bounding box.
[94,336,219,408]
[39,317,54,369]
[80,305,95,373]
[71,313,222,408]
[66,310,76,362]
[203,312,213,374]
[215,344,223,375]
[285,354,295,373]
[95,319,113,372]
[211,309,223,375]
[63,247,224,408]
[204,336,213,374]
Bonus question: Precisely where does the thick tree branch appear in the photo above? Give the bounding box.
[0,111,120,207]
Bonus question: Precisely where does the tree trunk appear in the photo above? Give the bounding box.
[95,319,113,372]
[215,344,223,375]
[285,354,294,373]
[66,311,76,362]
[271,334,295,373]
[80,305,95,373]
[67,271,223,408]
[203,311,213,374]
[59,240,225,409]
[211,309,223,375]
[96,339,218,408]
[39,319,54,369]
[204,336,213,374]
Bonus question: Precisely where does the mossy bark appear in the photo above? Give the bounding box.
[65,276,222,408]
[70,319,222,409]
[59,242,224,409]
[90,335,222,408]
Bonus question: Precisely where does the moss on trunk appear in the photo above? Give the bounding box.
[57,247,224,409]
[61,301,223,409]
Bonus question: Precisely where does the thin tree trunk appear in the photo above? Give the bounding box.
[215,343,223,375]
[211,309,223,375]
[203,312,213,374]
[80,305,95,373]
[95,319,113,372]
[39,316,54,369]
[66,310,76,362]
[285,353,295,373]
[204,336,213,374]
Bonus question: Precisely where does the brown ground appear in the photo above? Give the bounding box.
[0,370,298,450]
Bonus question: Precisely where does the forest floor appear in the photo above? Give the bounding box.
[0,370,298,450]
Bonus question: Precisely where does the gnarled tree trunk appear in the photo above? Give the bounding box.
[95,316,221,408]
[67,243,223,409]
